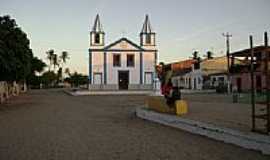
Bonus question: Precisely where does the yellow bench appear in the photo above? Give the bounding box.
[145,96,188,115]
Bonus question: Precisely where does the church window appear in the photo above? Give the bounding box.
[95,34,100,44]
[127,54,135,67]
[146,34,151,44]
[113,54,121,67]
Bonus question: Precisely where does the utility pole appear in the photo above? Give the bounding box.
[250,35,255,131]
[222,32,232,94]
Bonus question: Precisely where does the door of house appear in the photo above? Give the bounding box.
[145,72,153,84]
[188,78,191,89]
[193,78,197,89]
[118,71,129,90]
[93,73,102,84]
[256,75,262,92]
[236,78,242,93]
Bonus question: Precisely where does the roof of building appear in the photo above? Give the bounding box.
[92,14,104,33]
[104,37,143,50]
[231,46,270,57]
[170,59,197,72]
[173,68,192,76]
[89,36,157,52]
[201,56,244,76]
[141,14,153,33]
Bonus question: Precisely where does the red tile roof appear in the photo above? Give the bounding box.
[170,59,197,72]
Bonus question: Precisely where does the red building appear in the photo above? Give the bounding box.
[230,33,270,92]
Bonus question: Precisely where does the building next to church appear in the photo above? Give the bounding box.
[230,32,270,93]
[170,56,244,91]
[88,14,157,90]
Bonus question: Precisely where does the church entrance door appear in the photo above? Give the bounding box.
[118,71,129,90]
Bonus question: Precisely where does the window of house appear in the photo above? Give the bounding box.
[127,54,135,67]
[146,34,151,44]
[95,34,100,44]
[113,54,121,67]
[218,77,225,82]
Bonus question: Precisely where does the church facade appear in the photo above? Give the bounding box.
[88,14,157,90]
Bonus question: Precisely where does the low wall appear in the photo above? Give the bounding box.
[181,89,216,94]
[88,84,153,91]
[0,81,24,104]
[136,107,270,155]
[129,84,153,90]
[88,84,118,90]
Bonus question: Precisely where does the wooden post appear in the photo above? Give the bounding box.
[265,31,270,133]
[266,51,270,133]
[250,35,256,131]
[265,31,268,46]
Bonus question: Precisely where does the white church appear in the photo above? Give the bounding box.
[88,14,158,90]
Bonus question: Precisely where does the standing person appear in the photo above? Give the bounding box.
[156,63,180,106]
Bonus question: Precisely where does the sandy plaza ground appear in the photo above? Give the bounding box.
[0,89,269,160]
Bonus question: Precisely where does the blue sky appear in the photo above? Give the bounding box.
[1,0,270,74]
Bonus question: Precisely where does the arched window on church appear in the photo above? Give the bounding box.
[146,34,151,44]
[95,34,100,44]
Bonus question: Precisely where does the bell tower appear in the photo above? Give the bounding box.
[140,14,156,48]
[90,14,105,49]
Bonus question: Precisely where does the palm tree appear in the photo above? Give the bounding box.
[52,53,59,72]
[60,51,69,79]
[205,51,214,59]
[192,51,199,60]
[46,49,54,71]
[60,51,69,64]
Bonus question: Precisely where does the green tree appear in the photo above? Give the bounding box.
[64,68,71,77]
[57,67,62,83]
[0,15,33,82]
[31,57,47,74]
[41,71,57,88]
[27,57,46,88]
[65,72,88,87]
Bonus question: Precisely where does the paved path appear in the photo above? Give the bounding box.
[0,90,269,160]
[182,93,265,132]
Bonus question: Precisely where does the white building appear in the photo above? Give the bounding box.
[201,56,230,88]
[185,64,203,90]
[172,57,232,90]
[88,14,157,90]
[172,61,203,90]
